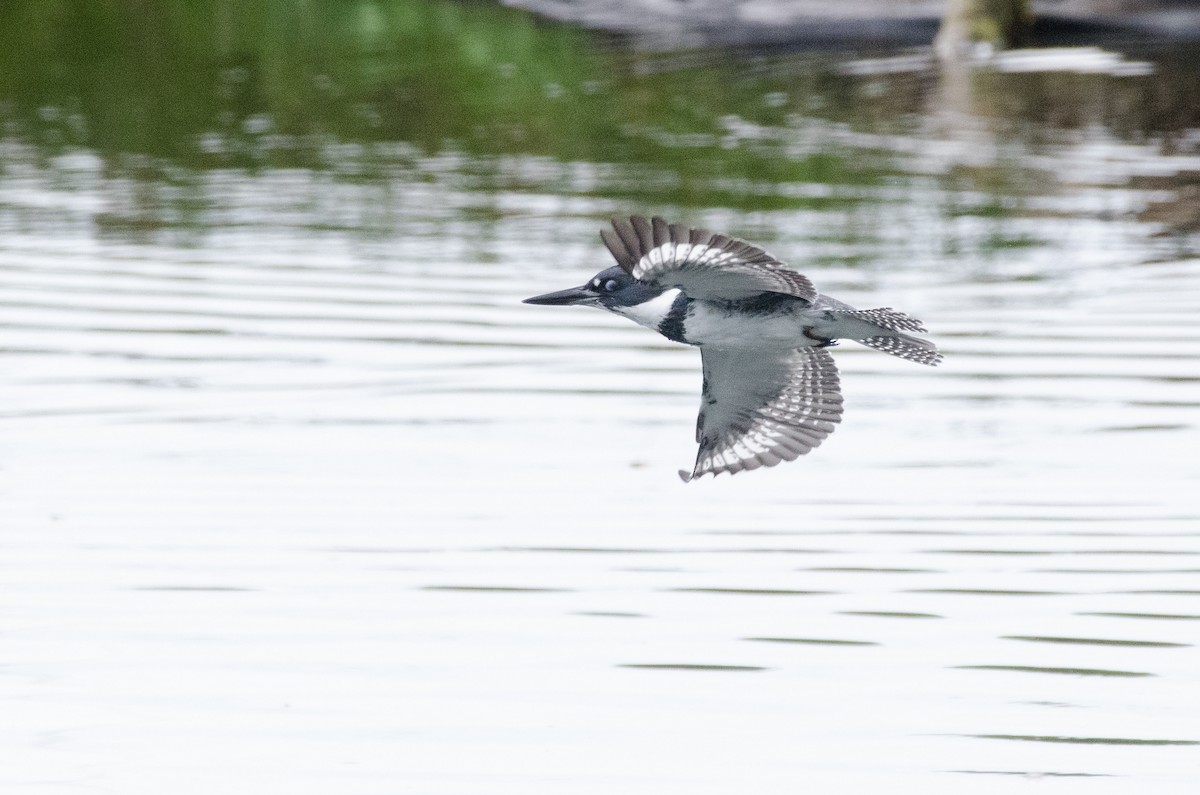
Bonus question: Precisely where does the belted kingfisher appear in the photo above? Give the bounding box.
[525,216,941,481]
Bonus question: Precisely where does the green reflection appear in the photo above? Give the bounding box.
[2,0,1198,253]
[0,0,887,207]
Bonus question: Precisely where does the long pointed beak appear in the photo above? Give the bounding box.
[523,285,594,306]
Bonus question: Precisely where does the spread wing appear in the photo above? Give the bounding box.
[683,347,843,481]
[600,216,817,303]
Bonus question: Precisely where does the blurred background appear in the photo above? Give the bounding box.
[2,1,1199,793]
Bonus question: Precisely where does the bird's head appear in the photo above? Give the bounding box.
[523,266,665,312]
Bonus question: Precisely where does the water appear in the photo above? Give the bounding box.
[3,3,1200,792]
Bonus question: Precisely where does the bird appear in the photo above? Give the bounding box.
[524,216,941,482]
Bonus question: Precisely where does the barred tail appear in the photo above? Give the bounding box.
[859,332,942,366]
[825,307,942,366]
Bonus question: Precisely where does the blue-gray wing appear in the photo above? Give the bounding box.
[601,216,818,303]
[682,347,843,481]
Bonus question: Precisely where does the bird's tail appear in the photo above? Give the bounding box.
[858,333,942,366]
[829,308,943,366]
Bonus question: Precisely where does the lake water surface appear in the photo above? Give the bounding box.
[2,4,1200,793]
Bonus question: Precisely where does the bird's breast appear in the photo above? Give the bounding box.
[683,300,815,348]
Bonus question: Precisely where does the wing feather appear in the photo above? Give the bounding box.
[652,216,671,247]
[604,216,818,303]
[600,227,636,271]
[630,215,655,255]
[611,218,643,272]
[682,347,843,482]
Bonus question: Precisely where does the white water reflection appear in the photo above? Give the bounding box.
[3,77,1200,795]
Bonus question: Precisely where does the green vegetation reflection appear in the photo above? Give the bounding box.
[5,0,1198,245]
[0,0,888,209]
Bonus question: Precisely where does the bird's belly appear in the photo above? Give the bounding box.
[684,303,816,348]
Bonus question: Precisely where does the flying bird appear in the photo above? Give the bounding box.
[524,216,941,481]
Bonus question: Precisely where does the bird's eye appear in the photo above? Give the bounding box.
[603,279,619,292]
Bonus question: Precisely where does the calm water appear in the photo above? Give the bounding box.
[3,3,1200,792]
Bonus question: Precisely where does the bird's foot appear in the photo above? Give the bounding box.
[803,327,836,347]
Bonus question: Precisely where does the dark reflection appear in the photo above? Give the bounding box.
[969,734,1200,746]
[953,664,1153,677]
[1115,590,1200,595]
[1002,635,1189,648]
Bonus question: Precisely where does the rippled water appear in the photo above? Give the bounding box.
[4,14,1200,793]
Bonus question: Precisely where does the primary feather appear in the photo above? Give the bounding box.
[602,216,819,302]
